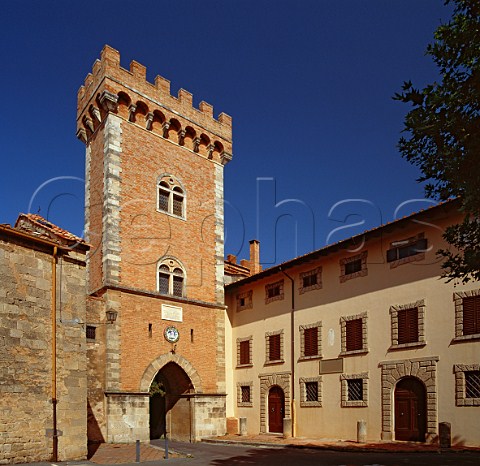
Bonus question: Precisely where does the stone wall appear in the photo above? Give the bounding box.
[0,237,87,463]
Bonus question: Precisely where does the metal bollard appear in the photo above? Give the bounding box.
[135,439,140,463]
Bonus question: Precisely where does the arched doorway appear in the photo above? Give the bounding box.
[149,362,194,441]
[394,377,427,442]
[268,386,285,434]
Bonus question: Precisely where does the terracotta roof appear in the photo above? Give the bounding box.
[14,213,87,246]
[225,198,461,289]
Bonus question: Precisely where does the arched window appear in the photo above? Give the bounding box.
[157,175,185,218]
[157,258,185,297]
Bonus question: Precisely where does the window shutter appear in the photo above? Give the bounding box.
[269,334,281,361]
[304,327,318,357]
[463,296,480,335]
[398,307,418,344]
[239,340,250,365]
[346,319,363,352]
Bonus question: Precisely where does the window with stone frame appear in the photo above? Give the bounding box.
[341,373,368,407]
[453,290,480,341]
[339,251,368,283]
[86,325,96,340]
[389,299,426,350]
[236,336,253,368]
[386,233,427,268]
[299,322,322,360]
[299,267,322,294]
[157,258,186,297]
[237,382,253,407]
[340,312,368,355]
[454,364,480,406]
[157,175,186,219]
[300,377,322,407]
[265,280,284,304]
[265,330,284,364]
[236,290,253,311]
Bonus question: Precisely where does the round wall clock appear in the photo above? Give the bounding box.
[164,326,179,343]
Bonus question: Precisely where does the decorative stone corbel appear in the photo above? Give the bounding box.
[178,129,186,146]
[84,117,95,133]
[162,121,170,138]
[221,151,233,165]
[76,127,87,143]
[100,91,119,113]
[128,104,137,122]
[207,144,215,159]
[146,112,154,130]
[193,137,201,153]
[90,106,102,123]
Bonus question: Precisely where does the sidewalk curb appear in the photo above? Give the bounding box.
[202,438,479,454]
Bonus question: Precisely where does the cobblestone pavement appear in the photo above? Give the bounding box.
[88,443,180,463]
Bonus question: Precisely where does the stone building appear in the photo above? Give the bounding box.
[0,214,89,463]
[224,199,480,446]
[76,45,232,444]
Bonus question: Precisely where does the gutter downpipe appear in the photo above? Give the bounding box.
[279,267,295,438]
[51,246,58,462]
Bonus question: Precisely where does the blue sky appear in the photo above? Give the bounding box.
[0,0,452,267]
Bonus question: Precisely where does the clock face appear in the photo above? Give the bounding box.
[164,326,179,343]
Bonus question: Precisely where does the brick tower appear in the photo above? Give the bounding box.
[76,46,232,443]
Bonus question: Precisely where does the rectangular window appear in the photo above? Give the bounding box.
[398,307,419,344]
[345,259,362,275]
[172,194,183,216]
[239,340,250,365]
[158,273,169,294]
[305,381,318,402]
[346,318,363,352]
[347,379,363,401]
[387,237,428,262]
[269,334,281,361]
[304,327,318,357]
[265,280,284,304]
[303,273,317,288]
[465,371,480,399]
[172,276,183,297]
[463,296,480,335]
[158,189,169,212]
[86,325,96,340]
[241,385,251,403]
[267,285,281,299]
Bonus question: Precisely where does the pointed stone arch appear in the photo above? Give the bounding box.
[140,353,203,393]
[379,356,438,442]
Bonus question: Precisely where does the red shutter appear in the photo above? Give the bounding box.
[240,340,250,365]
[304,327,318,357]
[346,319,363,351]
[463,296,480,335]
[398,307,418,344]
[269,334,281,361]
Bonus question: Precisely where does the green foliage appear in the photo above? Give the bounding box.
[149,380,166,398]
[394,0,480,283]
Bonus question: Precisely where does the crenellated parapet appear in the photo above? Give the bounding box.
[76,45,232,164]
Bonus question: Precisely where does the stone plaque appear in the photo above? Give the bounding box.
[319,358,343,374]
[161,304,183,322]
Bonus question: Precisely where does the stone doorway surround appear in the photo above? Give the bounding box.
[258,372,291,433]
[379,356,438,442]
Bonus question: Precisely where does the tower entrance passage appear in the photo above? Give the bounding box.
[149,362,194,441]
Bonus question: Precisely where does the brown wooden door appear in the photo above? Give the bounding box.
[394,377,426,442]
[268,386,284,433]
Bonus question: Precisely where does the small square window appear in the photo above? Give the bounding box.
[265,280,284,304]
[345,259,362,275]
[268,286,280,298]
[299,267,322,294]
[236,290,253,311]
[387,235,427,267]
[305,382,318,402]
[241,385,251,403]
[347,379,363,401]
[465,371,480,399]
[339,252,367,283]
[86,325,96,340]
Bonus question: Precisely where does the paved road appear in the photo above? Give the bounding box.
[150,439,480,466]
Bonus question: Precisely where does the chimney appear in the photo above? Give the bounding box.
[249,239,261,274]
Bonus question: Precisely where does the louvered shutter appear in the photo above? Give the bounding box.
[346,319,363,351]
[269,334,281,361]
[239,340,250,365]
[398,307,418,344]
[304,327,318,357]
[463,296,480,335]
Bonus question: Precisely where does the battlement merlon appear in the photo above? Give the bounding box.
[76,45,232,144]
